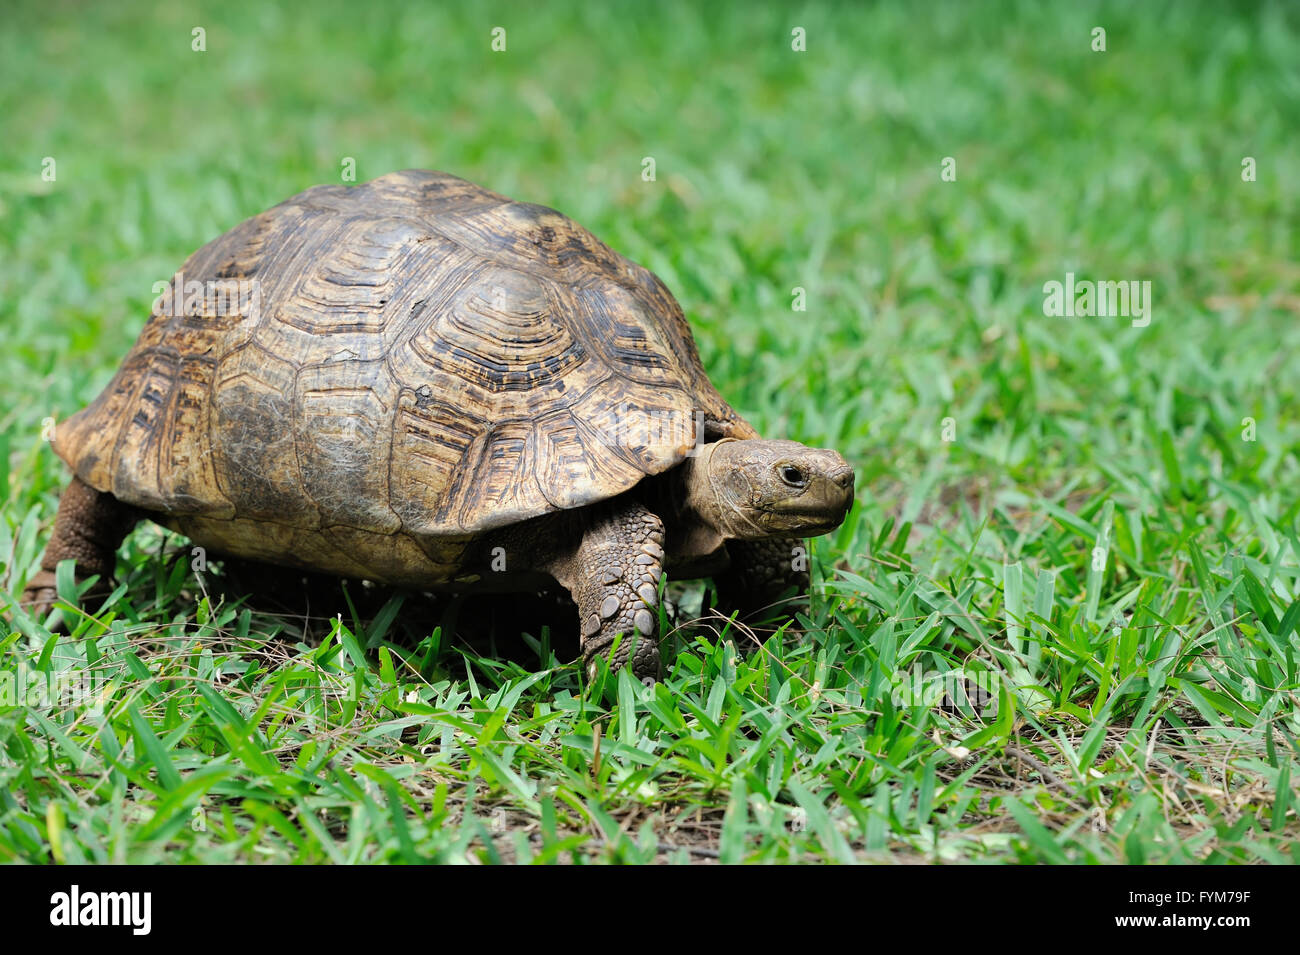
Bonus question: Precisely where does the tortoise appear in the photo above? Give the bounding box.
[20,170,855,682]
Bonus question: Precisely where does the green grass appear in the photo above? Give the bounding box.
[2,0,1299,863]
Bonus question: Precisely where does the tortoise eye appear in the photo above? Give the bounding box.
[779,465,807,487]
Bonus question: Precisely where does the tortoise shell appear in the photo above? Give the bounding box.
[54,170,756,582]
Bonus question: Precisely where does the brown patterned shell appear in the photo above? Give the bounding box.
[56,170,755,550]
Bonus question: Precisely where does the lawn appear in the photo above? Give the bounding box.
[1,0,1298,863]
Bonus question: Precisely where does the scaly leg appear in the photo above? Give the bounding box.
[713,537,810,642]
[19,477,138,619]
[552,500,666,684]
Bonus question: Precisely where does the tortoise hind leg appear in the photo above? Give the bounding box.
[19,477,139,620]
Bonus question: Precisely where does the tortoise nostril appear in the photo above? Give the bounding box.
[831,467,855,490]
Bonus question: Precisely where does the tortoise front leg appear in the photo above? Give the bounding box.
[19,477,139,620]
[553,500,666,684]
[712,537,810,644]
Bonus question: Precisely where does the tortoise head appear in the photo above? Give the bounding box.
[683,439,855,540]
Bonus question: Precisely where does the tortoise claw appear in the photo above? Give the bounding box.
[18,570,59,621]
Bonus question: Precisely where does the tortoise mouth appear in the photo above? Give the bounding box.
[756,503,852,536]
[792,516,848,537]
[757,487,854,524]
